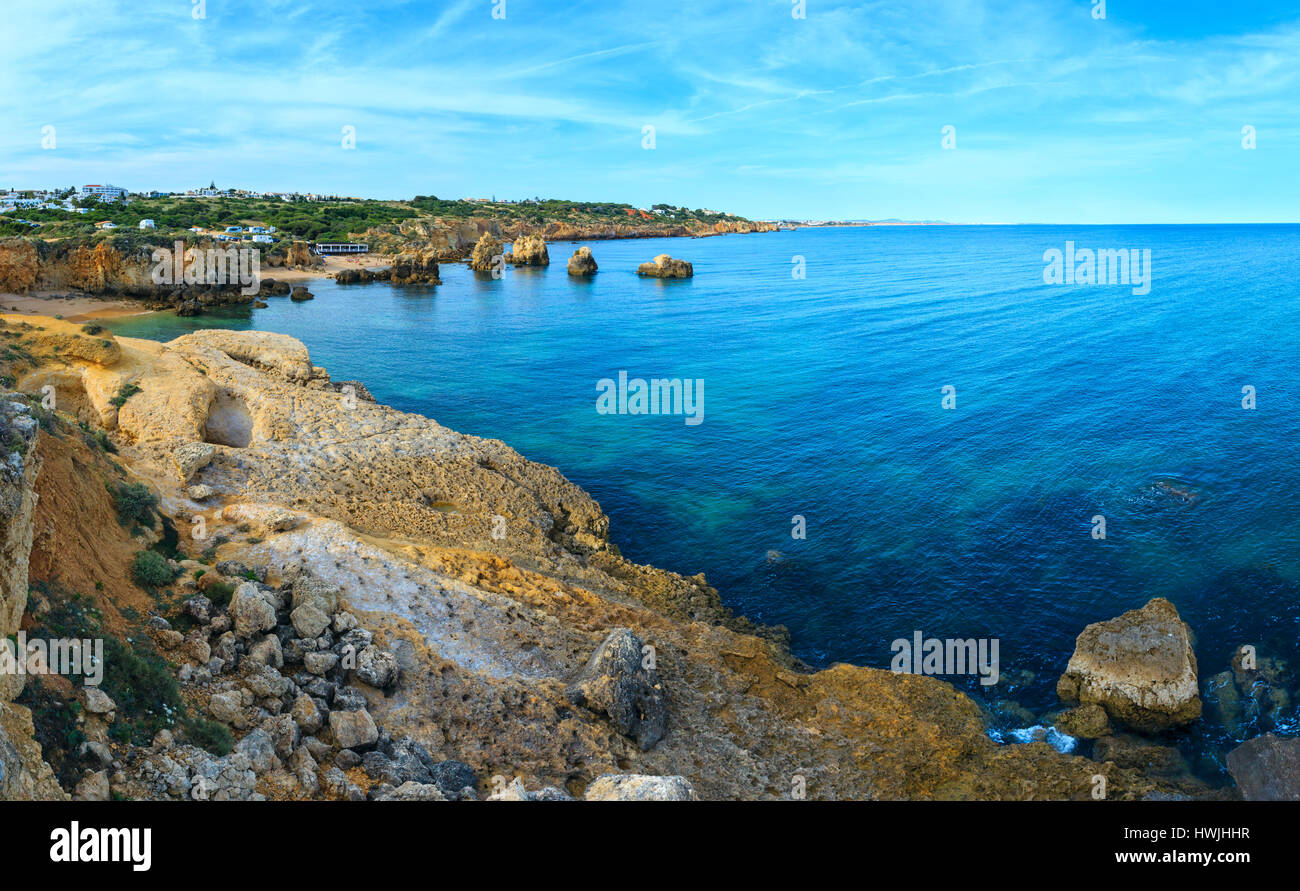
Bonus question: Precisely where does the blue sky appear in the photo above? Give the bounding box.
[2,0,1298,222]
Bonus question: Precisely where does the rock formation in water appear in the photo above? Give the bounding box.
[503,235,549,267]
[637,254,693,278]
[566,246,598,276]
[1056,597,1201,732]
[468,234,504,273]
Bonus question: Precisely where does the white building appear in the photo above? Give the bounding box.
[80,184,128,201]
[138,219,156,229]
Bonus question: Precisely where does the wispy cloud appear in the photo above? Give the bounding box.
[1,0,1298,222]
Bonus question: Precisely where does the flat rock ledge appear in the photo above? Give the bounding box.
[1057,597,1201,732]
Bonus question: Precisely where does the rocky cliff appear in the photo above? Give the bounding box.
[0,316,1222,801]
[0,237,322,312]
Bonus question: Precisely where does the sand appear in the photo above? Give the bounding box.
[0,254,395,321]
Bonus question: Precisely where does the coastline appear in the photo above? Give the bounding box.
[0,312,1231,800]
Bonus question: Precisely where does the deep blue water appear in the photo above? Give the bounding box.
[106,225,1300,774]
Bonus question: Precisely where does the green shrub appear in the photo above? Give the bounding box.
[182,717,232,756]
[131,550,173,588]
[109,481,156,526]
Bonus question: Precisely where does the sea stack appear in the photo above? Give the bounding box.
[566,246,598,276]
[468,232,504,272]
[504,234,549,266]
[637,254,692,278]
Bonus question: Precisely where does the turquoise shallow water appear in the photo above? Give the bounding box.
[106,225,1300,776]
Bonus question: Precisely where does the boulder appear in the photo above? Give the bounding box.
[1226,733,1300,801]
[1092,734,1189,777]
[329,708,378,750]
[1056,598,1201,732]
[172,442,215,482]
[83,687,117,716]
[584,774,697,801]
[290,602,331,639]
[356,645,398,689]
[74,769,111,801]
[186,484,214,501]
[230,582,277,637]
[1052,703,1111,739]
[566,246,597,276]
[636,254,692,278]
[235,728,281,774]
[290,694,323,734]
[565,628,666,750]
[289,286,314,301]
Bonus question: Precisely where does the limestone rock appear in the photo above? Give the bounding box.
[83,686,117,716]
[356,645,398,689]
[172,442,215,482]
[468,233,504,272]
[74,769,111,801]
[584,774,697,801]
[566,246,597,276]
[186,483,214,501]
[566,628,666,750]
[1226,733,1300,801]
[230,582,277,637]
[636,254,693,278]
[1057,598,1200,732]
[1053,703,1111,739]
[504,234,549,266]
[290,601,330,639]
[329,708,378,750]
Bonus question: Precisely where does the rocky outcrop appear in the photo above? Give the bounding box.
[636,254,693,278]
[468,233,504,273]
[503,234,549,266]
[1057,598,1201,732]
[566,629,666,751]
[0,237,261,316]
[0,396,41,701]
[1226,733,1300,800]
[566,246,598,276]
[387,250,441,285]
[1,321,1224,801]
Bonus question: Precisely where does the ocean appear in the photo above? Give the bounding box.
[105,224,1300,777]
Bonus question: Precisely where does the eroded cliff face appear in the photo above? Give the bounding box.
[0,390,67,799]
[363,216,779,260]
[0,237,321,305]
[0,316,1219,801]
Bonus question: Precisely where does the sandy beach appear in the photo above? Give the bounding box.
[0,255,392,321]
[0,291,153,322]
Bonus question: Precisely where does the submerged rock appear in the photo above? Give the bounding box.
[636,254,692,278]
[1053,703,1111,739]
[1226,733,1300,800]
[1057,598,1201,732]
